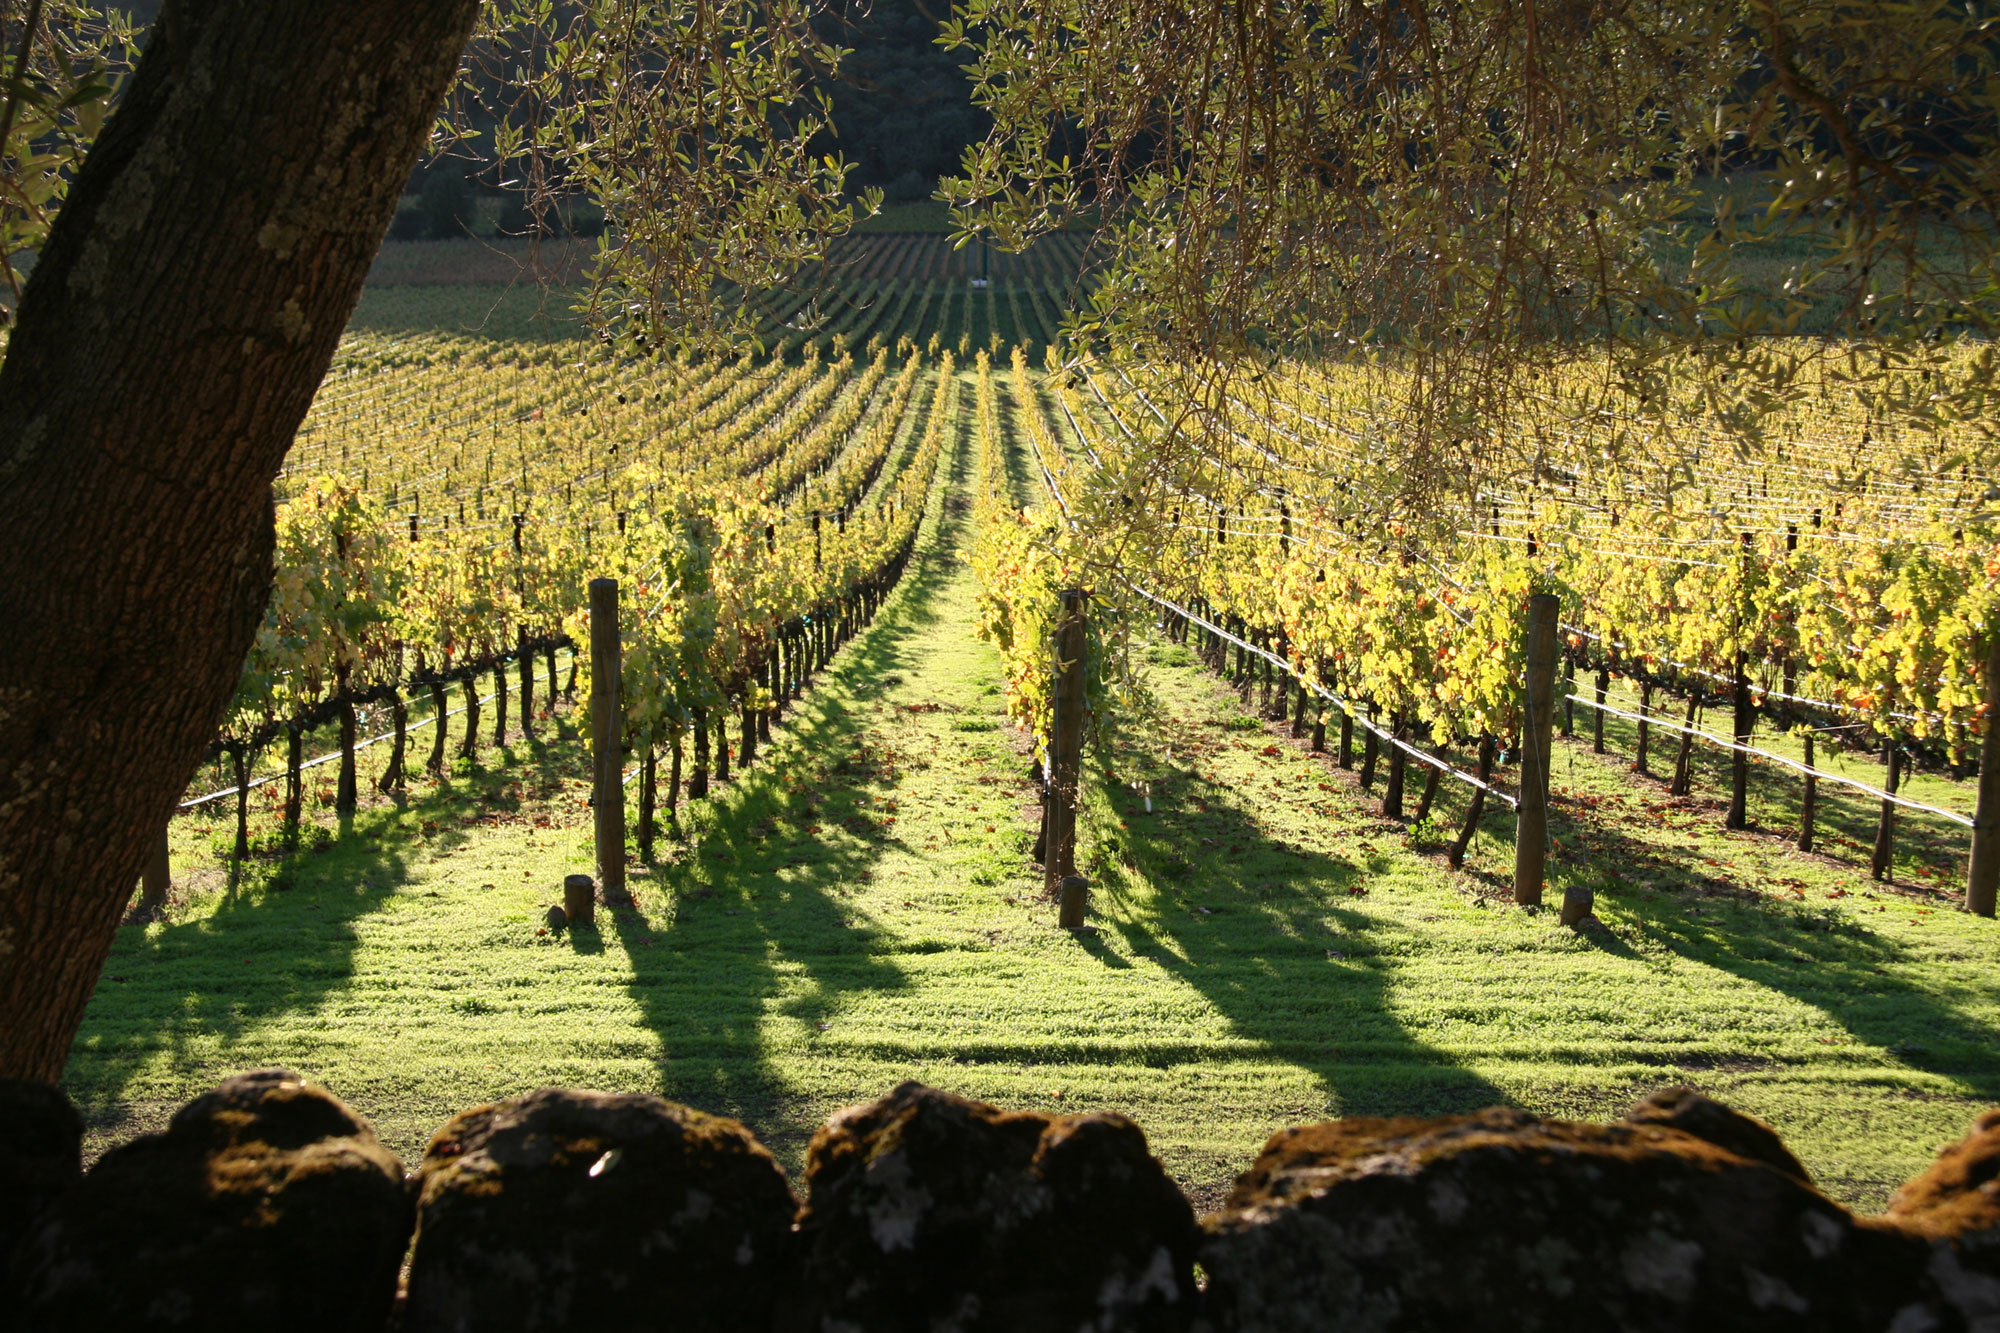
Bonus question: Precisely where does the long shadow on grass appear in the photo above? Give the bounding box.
[601,400,966,1147]
[1084,713,1510,1122]
[65,729,586,1120]
[1424,709,2000,1092]
[1547,812,2000,1095]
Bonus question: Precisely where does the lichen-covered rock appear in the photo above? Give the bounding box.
[10,1068,408,1332]
[1197,1103,1928,1332]
[0,1081,82,1315]
[1882,1107,2000,1324]
[784,1081,1197,1332]
[1622,1086,1812,1184]
[1887,1108,2000,1240]
[403,1087,797,1333]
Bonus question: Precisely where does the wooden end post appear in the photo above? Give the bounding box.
[1514,593,1560,906]
[1968,634,2000,915]
[563,873,596,928]
[1059,875,1090,929]
[1044,589,1087,899]
[1799,731,1818,853]
[518,629,537,741]
[589,577,626,904]
[1592,663,1608,754]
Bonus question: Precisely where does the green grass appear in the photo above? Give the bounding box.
[347,283,583,344]
[851,201,962,234]
[1084,647,2000,1210]
[70,365,2000,1216]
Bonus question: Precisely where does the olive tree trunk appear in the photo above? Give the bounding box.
[0,0,481,1081]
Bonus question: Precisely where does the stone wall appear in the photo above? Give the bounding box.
[5,1071,1999,1330]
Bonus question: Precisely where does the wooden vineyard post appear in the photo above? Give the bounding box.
[563,873,595,929]
[231,746,251,861]
[1799,731,1818,853]
[667,731,684,834]
[1059,875,1090,930]
[1309,664,1327,750]
[138,825,171,917]
[691,708,710,799]
[1968,633,2000,915]
[1635,681,1653,775]
[1514,593,1560,907]
[1359,705,1380,790]
[1045,590,1088,908]
[335,665,357,816]
[1871,742,1902,882]
[589,577,626,906]
[283,724,304,835]
[1593,663,1609,755]
[518,629,536,742]
[493,657,509,746]
[758,655,774,743]
[1726,654,1753,830]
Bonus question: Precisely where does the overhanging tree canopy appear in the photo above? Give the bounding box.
[939,0,2000,534]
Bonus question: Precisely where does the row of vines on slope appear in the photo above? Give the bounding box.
[972,343,2000,900]
[185,338,958,854]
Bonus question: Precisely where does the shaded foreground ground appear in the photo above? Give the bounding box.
[68,385,2000,1213]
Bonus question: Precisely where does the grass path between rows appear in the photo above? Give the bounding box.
[70,375,2000,1212]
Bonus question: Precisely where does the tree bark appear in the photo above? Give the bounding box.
[0,0,482,1080]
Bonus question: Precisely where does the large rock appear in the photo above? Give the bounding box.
[403,1087,797,1332]
[10,1069,409,1332]
[1622,1086,1812,1184]
[1883,1107,2000,1323]
[0,1081,83,1315]
[1197,1101,1930,1332]
[784,1081,1196,1332]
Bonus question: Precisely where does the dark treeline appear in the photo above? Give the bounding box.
[100,0,983,212]
[810,0,987,202]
